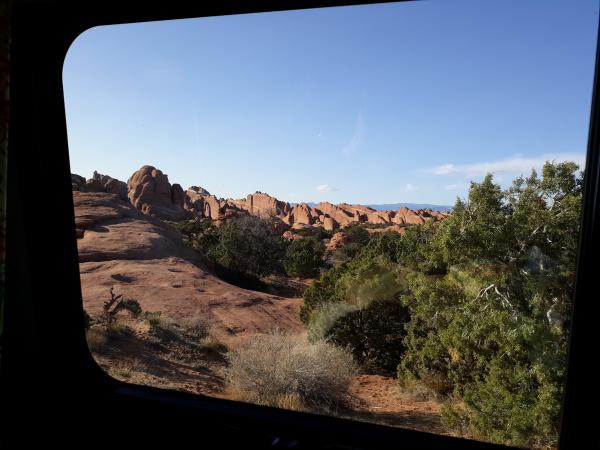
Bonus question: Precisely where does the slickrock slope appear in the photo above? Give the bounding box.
[74,191,303,347]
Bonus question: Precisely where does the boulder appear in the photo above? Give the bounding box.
[322,216,338,231]
[327,231,349,252]
[246,191,291,217]
[85,178,104,192]
[71,174,86,191]
[315,202,355,227]
[127,165,189,221]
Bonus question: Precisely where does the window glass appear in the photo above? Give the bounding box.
[63,1,598,447]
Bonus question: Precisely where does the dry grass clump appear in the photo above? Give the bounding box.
[226,332,356,412]
[86,328,108,352]
[180,315,210,341]
[199,334,228,353]
[395,377,441,401]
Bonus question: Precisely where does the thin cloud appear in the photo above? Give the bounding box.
[317,184,339,192]
[445,183,459,190]
[402,183,417,192]
[342,112,365,156]
[427,153,585,177]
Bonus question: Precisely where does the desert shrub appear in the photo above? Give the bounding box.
[300,255,407,323]
[86,328,107,352]
[283,236,325,278]
[145,311,163,328]
[394,221,448,274]
[360,231,403,262]
[207,215,287,278]
[106,321,132,337]
[332,241,364,262]
[226,332,356,412]
[102,288,142,325]
[343,224,371,246]
[329,225,372,263]
[297,161,581,446]
[199,335,228,353]
[441,358,563,448]
[307,302,359,343]
[326,299,410,372]
[397,375,445,401]
[396,162,580,445]
[300,265,347,323]
[335,256,408,308]
[175,218,213,242]
[180,315,210,341]
[83,309,92,330]
[289,226,333,240]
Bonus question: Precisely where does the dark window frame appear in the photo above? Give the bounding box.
[2,0,598,448]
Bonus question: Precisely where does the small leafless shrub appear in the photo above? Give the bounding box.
[102,288,142,325]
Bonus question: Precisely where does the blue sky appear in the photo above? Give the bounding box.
[63,0,598,205]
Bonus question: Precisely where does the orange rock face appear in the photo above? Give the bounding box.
[76,166,449,235]
[74,191,303,347]
[314,202,355,227]
[326,231,349,251]
[246,192,291,217]
[127,165,189,221]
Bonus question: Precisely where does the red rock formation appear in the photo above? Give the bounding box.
[365,224,407,235]
[74,191,303,347]
[367,211,392,224]
[71,174,86,191]
[327,231,349,251]
[282,230,303,240]
[203,195,222,220]
[289,203,317,226]
[315,202,355,227]
[75,166,449,235]
[246,192,291,217]
[127,165,189,221]
[322,216,337,231]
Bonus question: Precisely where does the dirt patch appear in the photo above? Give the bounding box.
[344,374,449,436]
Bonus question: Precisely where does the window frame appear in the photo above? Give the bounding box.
[3,0,599,448]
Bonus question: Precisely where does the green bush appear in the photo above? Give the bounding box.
[207,216,286,278]
[441,357,563,448]
[335,256,408,308]
[175,218,214,244]
[331,241,364,262]
[360,231,403,262]
[326,299,410,372]
[283,236,325,278]
[307,302,358,343]
[300,265,347,323]
[299,161,581,446]
[289,226,333,240]
[343,224,371,246]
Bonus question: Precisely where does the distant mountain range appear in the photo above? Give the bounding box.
[298,202,453,212]
[367,203,453,212]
